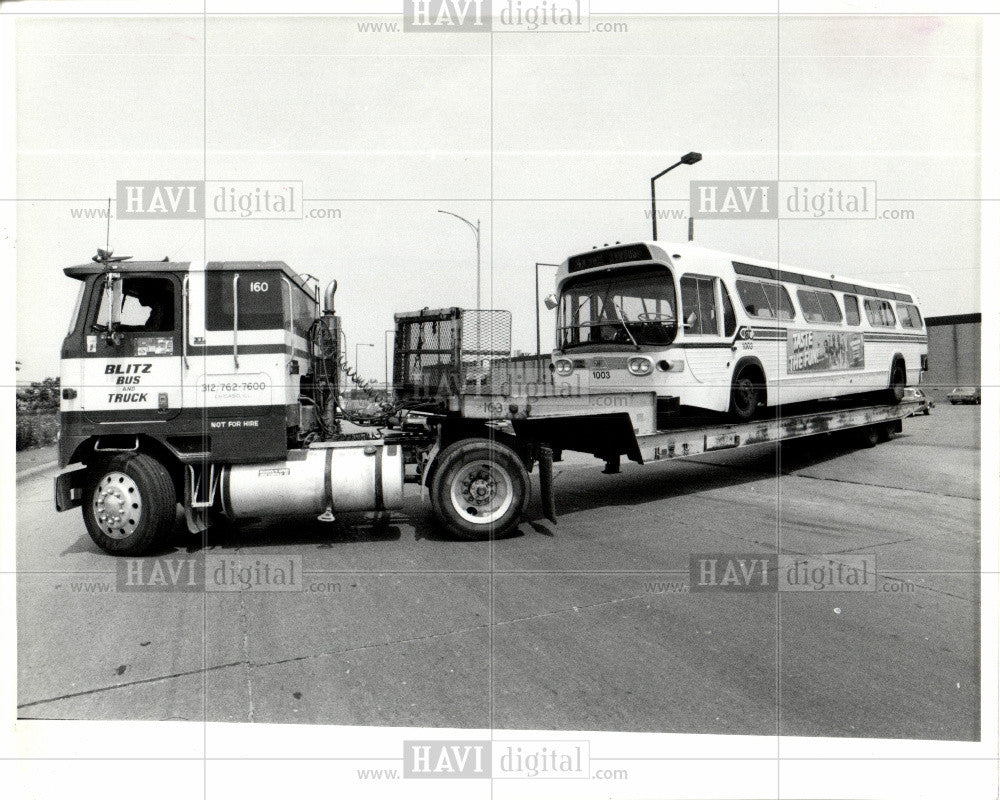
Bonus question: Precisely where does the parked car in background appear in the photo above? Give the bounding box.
[903,387,934,415]
[947,386,981,405]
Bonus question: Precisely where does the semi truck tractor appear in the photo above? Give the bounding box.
[54,252,404,554]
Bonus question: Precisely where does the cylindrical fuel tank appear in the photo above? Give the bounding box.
[221,441,404,519]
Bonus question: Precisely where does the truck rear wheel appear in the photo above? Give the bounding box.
[82,453,177,555]
[429,438,529,540]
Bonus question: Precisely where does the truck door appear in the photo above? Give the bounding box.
[80,272,185,423]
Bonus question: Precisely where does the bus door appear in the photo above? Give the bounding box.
[679,275,733,384]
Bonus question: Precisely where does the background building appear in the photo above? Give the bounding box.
[923,312,982,397]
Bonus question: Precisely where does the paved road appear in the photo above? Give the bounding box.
[16,405,980,739]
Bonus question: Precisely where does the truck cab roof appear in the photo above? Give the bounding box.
[64,260,315,294]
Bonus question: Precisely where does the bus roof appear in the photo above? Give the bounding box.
[557,241,918,305]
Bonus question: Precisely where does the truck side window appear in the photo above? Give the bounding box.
[205,271,283,331]
[95,277,175,332]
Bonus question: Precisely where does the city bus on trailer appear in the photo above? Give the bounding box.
[389,299,921,541]
[549,241,928,421]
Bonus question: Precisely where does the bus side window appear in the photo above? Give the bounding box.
[816,291,842,323]
[762,282,795,321]
[720,281,737,337]
[844,294,861,325]
[796,289,823,323]
[736,280,773,320]
[897,302,921,329]
[863,298,880,326]
[880,301,896,327]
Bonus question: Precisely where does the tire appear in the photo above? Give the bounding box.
[82,453,177,555]
[886,360,906,404]
[729,365,765,422]
[429,438,529,540]
[857,425,880,448]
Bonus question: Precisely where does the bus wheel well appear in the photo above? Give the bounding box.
[732,357,768,405]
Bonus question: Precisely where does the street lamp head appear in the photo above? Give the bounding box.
[680,151,702,165]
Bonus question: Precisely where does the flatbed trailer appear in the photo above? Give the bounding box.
[393,391,920,540]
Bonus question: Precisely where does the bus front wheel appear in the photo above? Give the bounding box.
[729,366,765,422]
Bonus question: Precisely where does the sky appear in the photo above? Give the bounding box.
[14,13,982,381]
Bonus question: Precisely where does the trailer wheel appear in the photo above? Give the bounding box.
[430,438,529,540]
[857,425,881,448]
[82,454,177,555]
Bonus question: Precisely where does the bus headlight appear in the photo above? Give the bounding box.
[627,357,653,377]
[554,359,574,377]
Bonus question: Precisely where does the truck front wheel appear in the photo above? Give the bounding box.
[82,453,178,555]
[429,438,529,540]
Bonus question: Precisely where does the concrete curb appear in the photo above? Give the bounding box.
[16,461,58,482]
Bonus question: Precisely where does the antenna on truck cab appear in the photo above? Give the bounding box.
[91,197,131,266]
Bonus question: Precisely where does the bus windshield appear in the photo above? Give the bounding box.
[557,264,678,350]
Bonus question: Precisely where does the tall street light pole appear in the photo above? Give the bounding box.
[355,342,373,375]
[534,262,560,358]
[650,151,702,241]
[438,210,481,311]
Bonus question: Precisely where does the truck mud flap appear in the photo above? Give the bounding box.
[538,444,557,524]
[54,466,87,512]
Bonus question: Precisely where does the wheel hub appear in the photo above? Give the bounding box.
[93,471,142,539]
[450,460,514,524]
[468,477,494,504]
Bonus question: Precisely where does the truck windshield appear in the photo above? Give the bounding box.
[557,264,677,350]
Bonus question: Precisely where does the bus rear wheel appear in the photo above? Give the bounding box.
[886,360,906,404]
[729,366,765,422]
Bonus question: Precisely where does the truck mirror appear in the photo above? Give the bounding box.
[543,293,558,311]
[102,273,124,346]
